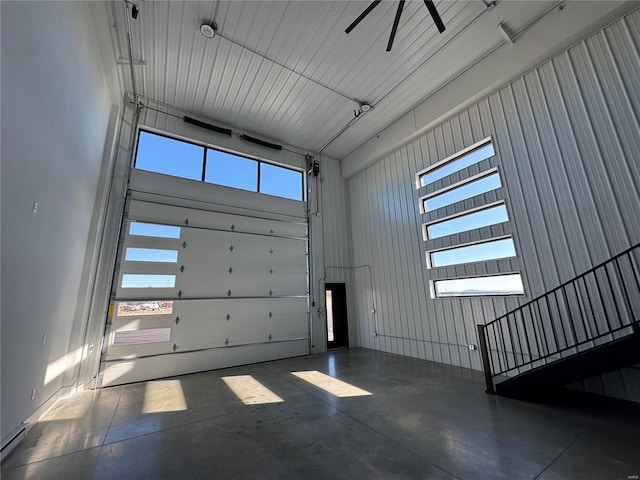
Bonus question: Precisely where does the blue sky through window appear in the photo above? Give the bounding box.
[420,142,495,187]
[427,204,509,239]
[205,149,258,192]
[136,131,203,180]
[425,172,501,212]
[135,130,303,201]
[129,222,181,239]
[121,274,176,288]
[435,273,524,297]
[260,163,303,201]
[125,248,179,263]
[430,238,516,267]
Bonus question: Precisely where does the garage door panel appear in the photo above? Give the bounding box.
[173,274,307,298]
[176,242,306,273]
[107,298,307,359]
[113,298,307,323]
[129,200,307,238]
[102,340,309,386]
[179,229,306,255]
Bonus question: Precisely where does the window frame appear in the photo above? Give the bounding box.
[418,167,501,214]
[422,200,508,241]
[425,235,517,269]
[415,136,494,189]
[134,128,305,201]
[430,272,526,298]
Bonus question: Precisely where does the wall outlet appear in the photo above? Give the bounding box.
[468,344,477,351]
[31,389,36,400]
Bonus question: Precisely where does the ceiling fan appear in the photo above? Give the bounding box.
[345,0,446,52]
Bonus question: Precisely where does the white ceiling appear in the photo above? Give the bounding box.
[109,1,561,159]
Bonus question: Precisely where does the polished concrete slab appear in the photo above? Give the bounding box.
[2,348,640,479]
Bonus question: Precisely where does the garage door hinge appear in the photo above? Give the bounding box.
[226,313,231,321]
[175,316,180,324]
[230,224,235,231]
[269,290,273,296]
[227,290,232,297]
[225,338,229,346]
[229,245,234,252]
[228,267,233,274]
[269,269,273,275]
[178,290,183,298]
[268,334,272,341]
[269,312,273,318]
[180,265,185,273]
[182,241,187,248]
[184,218,189,225]
[173,344,178,352]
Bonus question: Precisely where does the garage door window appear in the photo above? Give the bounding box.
[135,130,303,201]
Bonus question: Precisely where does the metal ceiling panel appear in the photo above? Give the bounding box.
[109,0,564,159]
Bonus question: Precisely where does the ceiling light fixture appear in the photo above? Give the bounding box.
[200,22,217,39]
[354,103,372,118]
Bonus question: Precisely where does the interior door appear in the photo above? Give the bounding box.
[326,283,348,349]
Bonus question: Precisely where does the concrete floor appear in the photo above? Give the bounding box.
[2,348,640,479]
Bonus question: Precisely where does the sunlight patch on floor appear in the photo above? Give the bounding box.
[291,371,372,397]
[143,380,187,413]
[222,375,284,405]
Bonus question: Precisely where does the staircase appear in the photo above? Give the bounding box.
[477,243,640,401]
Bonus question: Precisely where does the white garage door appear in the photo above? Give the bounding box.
[100,169,309,386]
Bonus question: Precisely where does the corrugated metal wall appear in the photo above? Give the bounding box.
[348,9,640,401]
[309,155,355,351]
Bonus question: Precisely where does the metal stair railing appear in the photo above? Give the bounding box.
[477,243,640,394]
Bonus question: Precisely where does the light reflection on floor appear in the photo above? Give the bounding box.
[142,380,187,413]
[291,371,372,397]
[221,375,284,405]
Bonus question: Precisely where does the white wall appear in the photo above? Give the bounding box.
[348,8,640,401]
[1,1,116,444]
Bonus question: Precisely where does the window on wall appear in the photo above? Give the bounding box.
[134,130,304,201]
[424,202,509,240]
[433,273,524,297]
[416,137,525,298]
[260,163,304,201]
[205,149,258,192]
[428,237,517,268]
[136,131,204,181]
[416,138,495,187]
[420,169,502,213]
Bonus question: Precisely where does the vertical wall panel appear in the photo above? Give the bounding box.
[348,9,640,401]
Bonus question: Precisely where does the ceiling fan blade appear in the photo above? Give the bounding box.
[386,0,405,52]
[345,0,382,34]
[424,0,446,33]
